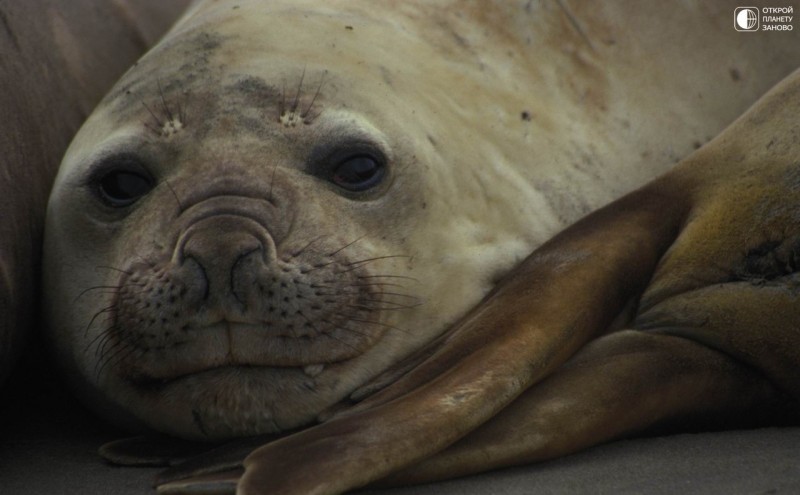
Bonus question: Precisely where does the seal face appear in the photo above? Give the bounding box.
[47,64,427,438]
[43,0,800,443]
[45,7,527,440]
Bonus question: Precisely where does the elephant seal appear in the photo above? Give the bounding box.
[0,0,189,389]
[42,0,800,493]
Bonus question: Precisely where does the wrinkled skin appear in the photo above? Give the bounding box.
[42,0,800,494]
[0,0,190,389]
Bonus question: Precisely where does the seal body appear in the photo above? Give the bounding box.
[43,0,800,448]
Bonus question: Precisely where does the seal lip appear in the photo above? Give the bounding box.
[128,363,312,390]
[117,319,363,383]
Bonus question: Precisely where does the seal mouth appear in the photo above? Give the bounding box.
[104,233,396,389]
[131,363,324,390]
[122,319,353,385]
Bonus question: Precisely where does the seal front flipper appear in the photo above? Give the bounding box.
[153,433,283,490]
[157,470,240,495]
[336,69,800,490]
[100,435,211,467]
[234,184,685,494]
[374,330,792,486]
[238,70,800,493]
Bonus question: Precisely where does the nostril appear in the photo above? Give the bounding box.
[182,255,210,301]
[178,221,267,306]
[231,246,265,306]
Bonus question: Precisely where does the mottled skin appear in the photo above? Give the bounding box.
[41,0,800,494]
[0,0,190,389]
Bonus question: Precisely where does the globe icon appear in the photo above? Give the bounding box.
[736,8,757,30]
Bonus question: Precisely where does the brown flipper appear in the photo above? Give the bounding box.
[154,434,282,486]
[157,469,241,495]
[99,435,207,467]
[234,181,686,494]
[376,330,794,486]
[376,68,800,488]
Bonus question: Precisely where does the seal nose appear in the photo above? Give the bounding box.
[180,219,266,307]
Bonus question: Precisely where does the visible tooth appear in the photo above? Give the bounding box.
[303,364,325,377]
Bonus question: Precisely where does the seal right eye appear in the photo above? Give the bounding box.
[92,157,155,207]
[331,155,386,192]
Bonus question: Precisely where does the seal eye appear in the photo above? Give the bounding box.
[93,157,155,207]
[332,155,385,192]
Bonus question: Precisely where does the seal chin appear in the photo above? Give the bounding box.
[101,315,378,440]
[120,360,345,440]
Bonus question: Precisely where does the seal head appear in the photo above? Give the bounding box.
[42,2,540,440]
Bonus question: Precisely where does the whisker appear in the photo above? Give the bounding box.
[105,344,145,378]
[143,122,161,136]
[83,325,117,357]
[302,70,327,119]
[310,291,349,298]
[345,255,412,267]
[291,66,307,113]
[302,107,323,125]
[95,265,134,276]
[359,297,421,308]
[301,260,338,274]
[86,326,118,356]
[164,180,185,212]
[315,320,365,353]
[75,283,144,302]
[346,301,421,312]
[326,235,366,258]
[95,333,146,379]
[96,328,128,361]
[280,78,287,117]
[268,162,279,203]
[97,343,137,381]
[75,287,118,303]
[339,315,411,335]
[320,318,372,340]
[142,101,163,129]
[157,79,175,122]
[176,95,185,124]
[358,274,419,283]
[344,282,407,290]
[290,235,328,259]
[364,291,419,301]
[333,256,412,276]
[83,305,117,338]
[176,86,189,125]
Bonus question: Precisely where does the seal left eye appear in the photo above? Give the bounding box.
[332,155,386,192]
[92,158,155,207]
